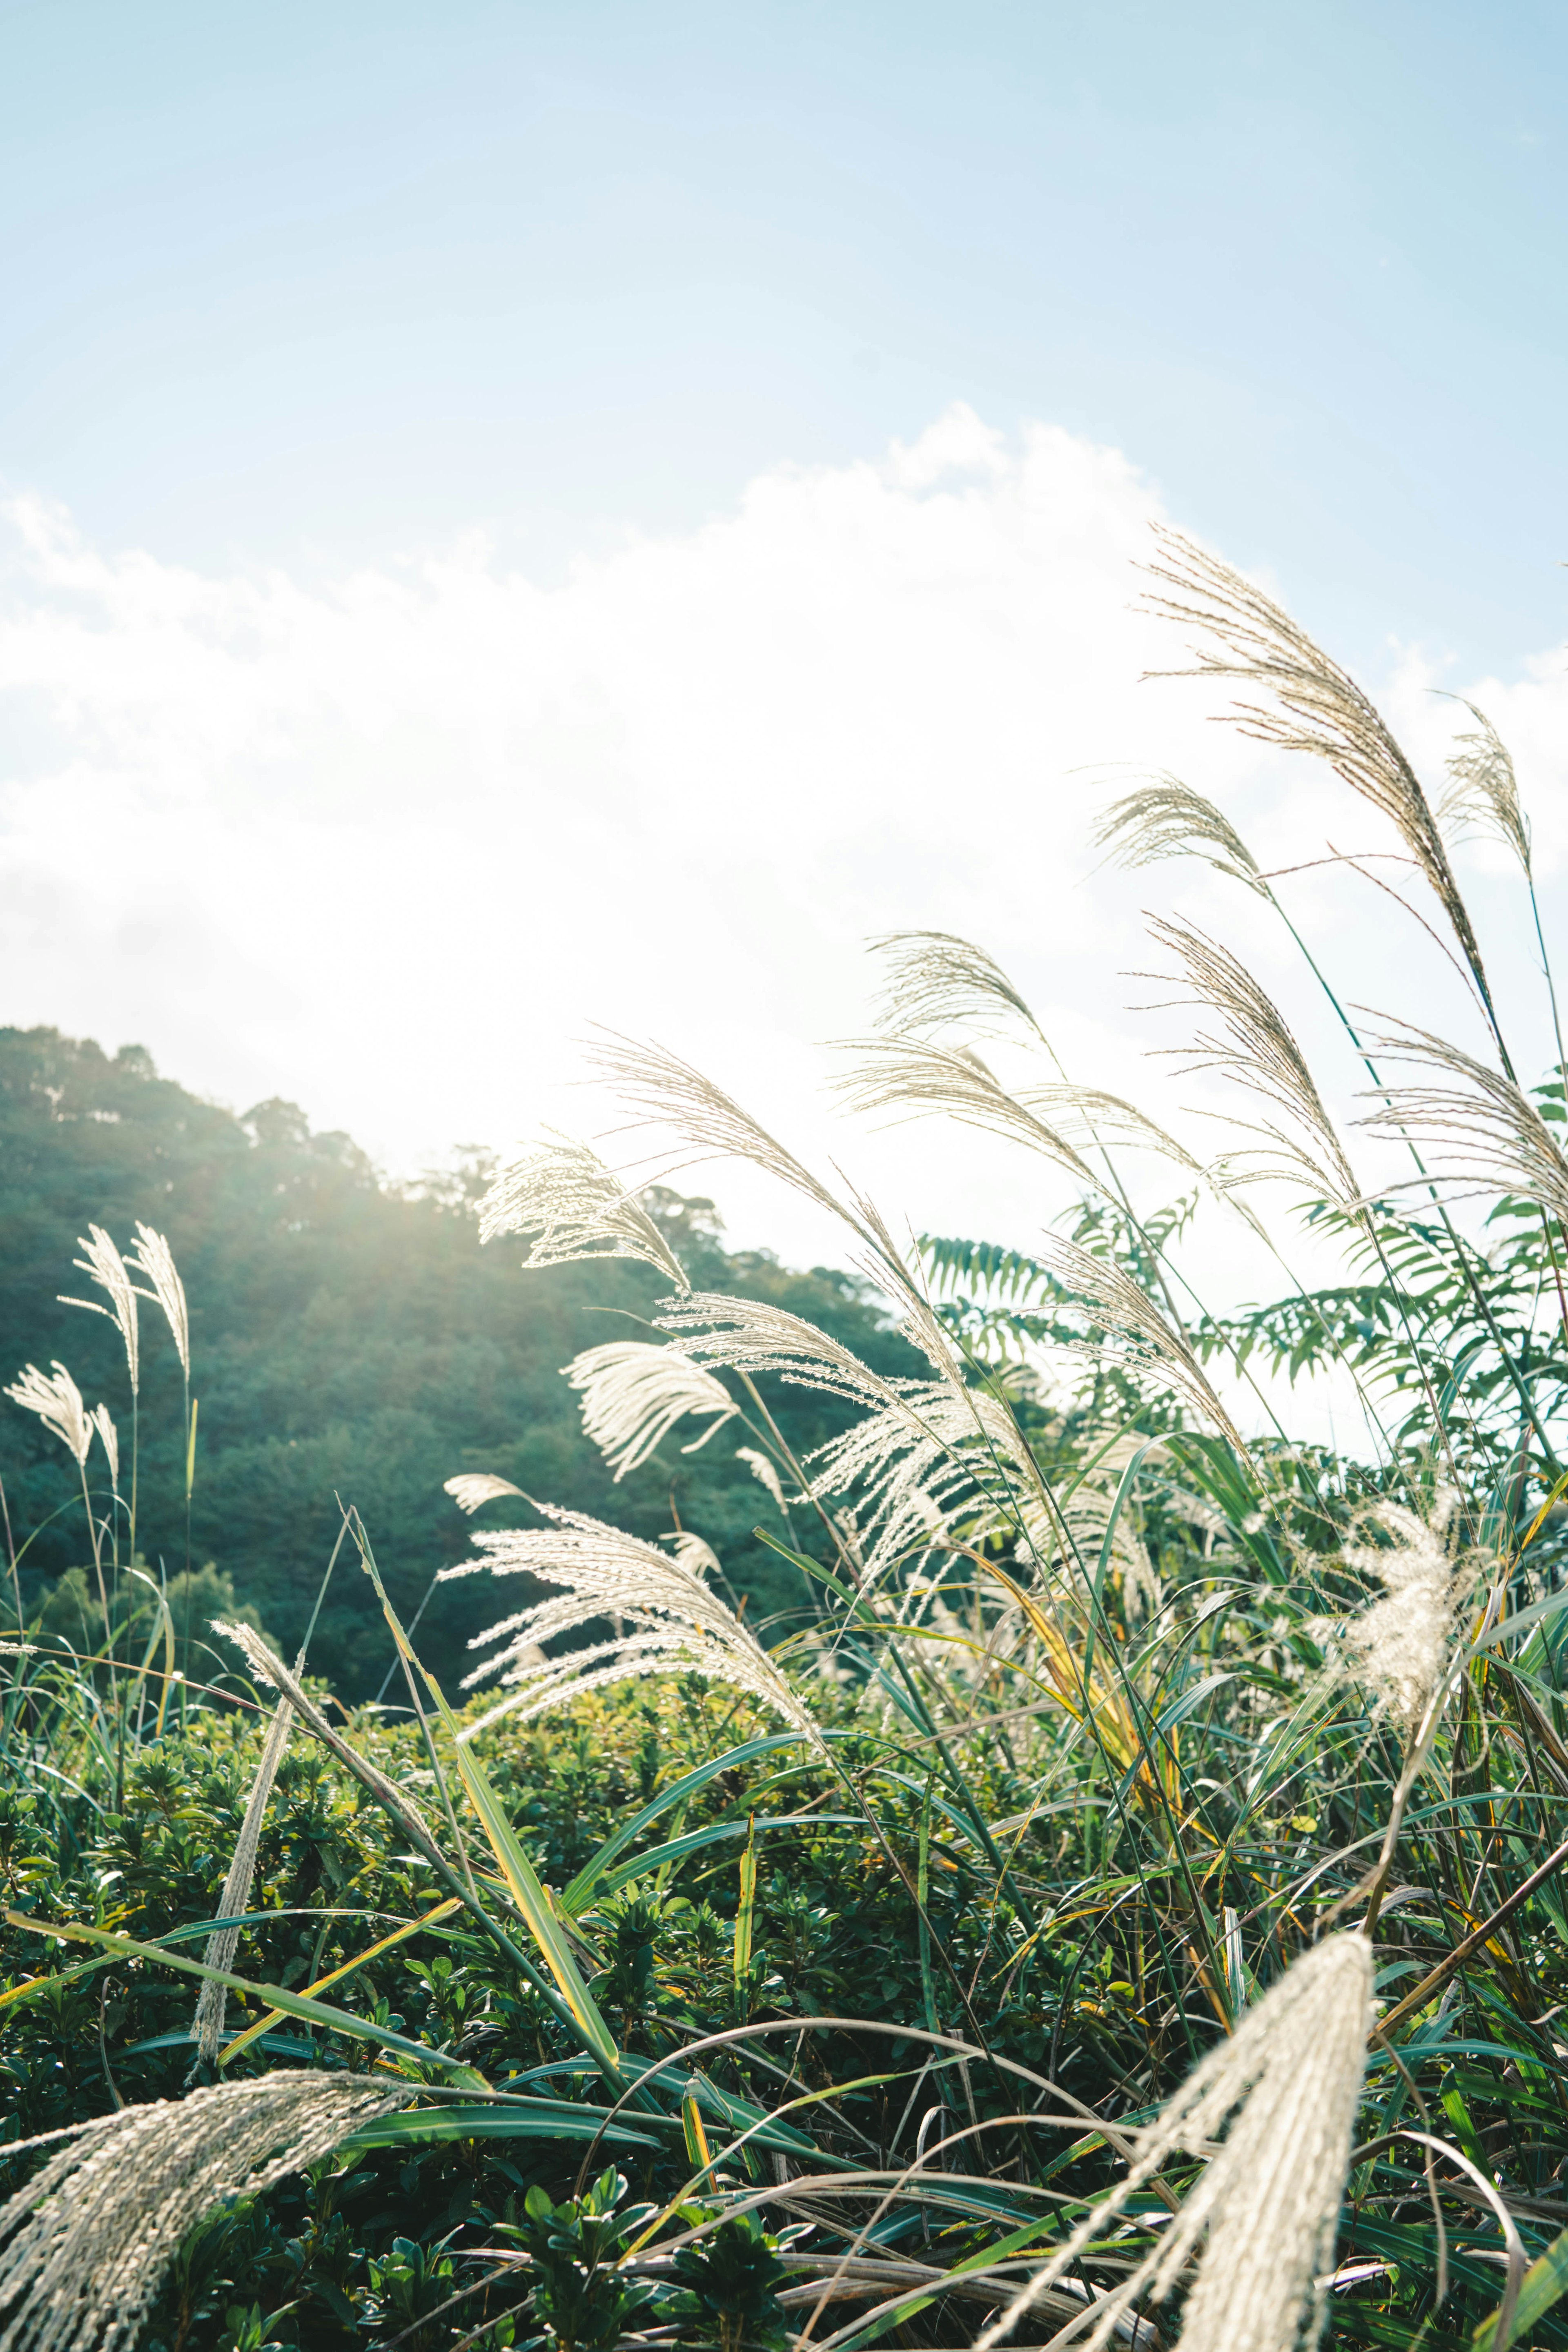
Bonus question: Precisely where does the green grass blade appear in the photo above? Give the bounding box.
[3,1908,487,2082]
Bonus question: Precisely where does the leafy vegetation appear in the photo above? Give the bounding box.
[0,1031,918,1696]
[5,532,1568,2352]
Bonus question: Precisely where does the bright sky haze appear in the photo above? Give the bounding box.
[3,0,1568,1274]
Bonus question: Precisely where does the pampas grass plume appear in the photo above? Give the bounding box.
[566,1340,738,1481]
[0,2071,408,2352]
[441,1504,824,1748]
[58,1228,140,1396]
[5,1365,93,1468]
[127,1224,189,1380]
[445,1473,526,1515]
[977,1932,1374,2352]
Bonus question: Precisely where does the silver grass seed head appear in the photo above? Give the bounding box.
[444,1472,527,1515]
[565,1340,739,1482]
[477,1133,688,1292]
[127,1223,190,1380]
[58,1226,140,1396]
[190,1693,294,2066]
[1041,1237,1249,1454]
[977,1931,1374,2352]
[586,1029,876,1274]
[212,1619,441,1852]
[655,1292,922,1417]
[1334,1488,1467,1733]
[735,1446,789,1515]
[89,1405,118,1491]
[661,1529,725,1581]
[439,1504,824,1749]
[866,929,1048,1043]
[1147,916,1360,1210]
[1355,1020,1568,1225]
[1437,699,1531,878]
[1094,774,1266,893]
[804,1383,1036,1588]
[0,2071,410,2352]
[837,1035,1206,1195]
[1142,525,1496,1020]
[5,1364,93,1469]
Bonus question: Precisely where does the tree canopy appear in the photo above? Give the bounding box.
[0,1025,918,1697]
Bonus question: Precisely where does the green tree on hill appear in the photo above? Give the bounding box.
[0,1025,917,1698]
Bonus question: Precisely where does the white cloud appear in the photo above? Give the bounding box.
[1,402,1563,1278]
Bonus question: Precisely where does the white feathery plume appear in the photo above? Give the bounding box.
[655,1292,924,1416]
[1147,917,1361,1209]
[5,1365,93,1468]
[126,1223,190,1379]
[1143,526,1500,1031]
[189,1689,294,2067]
[661,1529,725,1581]
[735,1446,789,1515]
[439,1504,824,1748]
[445,1472,526,1515]
[586,1030,970,1400]
[867,930,1049,1043]
[586,1029,855,1237]
[837,1036,1206,1189]
[1094,774,1267,893]
[1437,699,1532,877]
[58,1227,140,1395]
[89,1406,118,1492]
[975,1932,1374,2352]
[1041,1238,1250,1454]
[1355,1018,1568,1223]
[0,2070,410,2352]
[565,1341,739,1481]
[1331,1488,1466,1733]
[477,1132,688,1291]
[805,1384,1037,1587]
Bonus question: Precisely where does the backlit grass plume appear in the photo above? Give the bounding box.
[0,2071,409,2352]
[126,1223,189,1379]
[5,1363,93,1468]
[586,1028,853,1235]
[1357,1019,1568,1224]
[566,1340,739,1480]
[1333,1487,1466,1733]
[1143,526,1503,1045]
[440,1504,825,1747]
[1094,773,1265,893]
[975,1932,1375,2352]
[838,1034,1207,1194]
[1437,699,1532,878]
[59,1227,139,1396]
[656,1291,926,1413]
[868,929,1049,1043]
[478,1133,688,1290]
[189,1690,294,2067]
[444,1472,526,1514]
[1042,1236,1249,1453]
[804,1383,1040,1588]
[1148,916,1360,1208]
[87,1405,118,1494]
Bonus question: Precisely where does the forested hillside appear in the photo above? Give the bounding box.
[0,1025,918,1697]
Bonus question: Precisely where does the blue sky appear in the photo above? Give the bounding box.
[4,0,1567,671]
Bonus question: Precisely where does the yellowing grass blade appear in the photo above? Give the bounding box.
[446,1731,621,2074]
[219,1897,463,2064]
